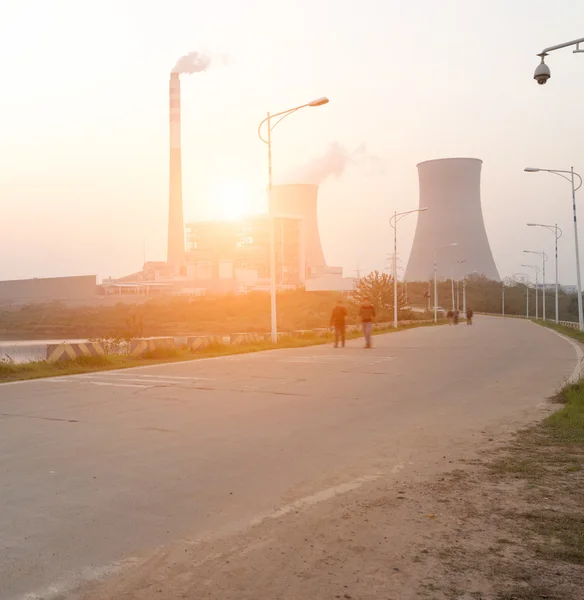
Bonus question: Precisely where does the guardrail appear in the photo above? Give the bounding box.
[558,320,580,330]
[475,312,580,330]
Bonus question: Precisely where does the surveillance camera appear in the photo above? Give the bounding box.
[534,59,551,85]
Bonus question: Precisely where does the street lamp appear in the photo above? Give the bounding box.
[454,260,467,312]
[527,223,563,323]
[258,97,329,343]
[433,243,458,323]
[524,167,583,330]
[523,250,548,321]
[462,269,478,315]
[389,208,427,328]
[522,264,541,319]
[531,37,584,85]
[512,272,530,318]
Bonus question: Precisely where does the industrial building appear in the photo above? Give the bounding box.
[0,275,98,306]
[404,158,500,282]
[186,214,304,287]
[114,71,353,295]
[180,184,353,292]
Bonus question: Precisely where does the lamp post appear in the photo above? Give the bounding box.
[455,260,466,312]
[525,167,583,330]
[522,264,540,319]
[434,243,458,323]
[462,270,478,315]
[451,267,455,312]
[523,250,548,321]
[512,272,530,318]
[258,97,329,343]
[527,223,562,323]
[389,208,427,328]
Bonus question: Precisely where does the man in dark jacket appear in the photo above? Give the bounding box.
[359,300,376,348]
[330,300,348,348]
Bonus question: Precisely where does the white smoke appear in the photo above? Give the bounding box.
[289,143,386,185]
[172,51,211,74]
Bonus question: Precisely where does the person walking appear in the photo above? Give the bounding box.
[359,299,376,349]
[330,300,348,348]
[466,308,473,325]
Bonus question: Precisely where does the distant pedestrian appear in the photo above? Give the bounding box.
[330,300,348,348]
[453,310,460,325]
[359,300,376,349]
[466,308,473,325]
[447,310,454,325]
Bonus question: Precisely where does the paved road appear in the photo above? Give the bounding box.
[0,317,578,600]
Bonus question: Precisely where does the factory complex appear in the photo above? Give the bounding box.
[0,57,502,305]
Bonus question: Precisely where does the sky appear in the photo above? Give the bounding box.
[1,0,583,284]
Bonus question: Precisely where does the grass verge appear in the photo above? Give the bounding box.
[0,320,443,384]
[414,375,584,598]
[534,318,584,343]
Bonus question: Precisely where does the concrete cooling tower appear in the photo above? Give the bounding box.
[270,184,326,269]
[404,158,500,282]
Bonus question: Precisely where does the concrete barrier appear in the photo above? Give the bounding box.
[291,329,314,337]
[187,336,216,351]
[46,342,106,363]
[312,328,330,337]
[129,337,175,357]
[230,332,262,345]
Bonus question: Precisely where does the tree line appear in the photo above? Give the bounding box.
[356,272,580,322]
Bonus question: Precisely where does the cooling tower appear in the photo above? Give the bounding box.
[167,72,185,266]
[404,158,500,282]
[269,184,326,269]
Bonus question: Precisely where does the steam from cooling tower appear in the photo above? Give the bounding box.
[172,50,212,74]
[289,143,386,185]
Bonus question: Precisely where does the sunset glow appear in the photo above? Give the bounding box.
[215,179,253,221]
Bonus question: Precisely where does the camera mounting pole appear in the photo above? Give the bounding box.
[538,36,584,57]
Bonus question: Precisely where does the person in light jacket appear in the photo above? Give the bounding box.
[359,300,376,349]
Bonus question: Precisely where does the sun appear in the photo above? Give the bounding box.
[216,179,251,221]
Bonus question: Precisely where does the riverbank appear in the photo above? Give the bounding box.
[0,320,443,383]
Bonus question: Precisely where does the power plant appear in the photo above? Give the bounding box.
[404,158,500,282]
[160,66,350,293]
[181,183,347,292]
[167,72,185,267]
[269,184,327,275]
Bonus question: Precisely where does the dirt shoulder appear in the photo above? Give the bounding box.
[81,382,584,600]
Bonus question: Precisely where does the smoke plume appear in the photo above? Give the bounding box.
[289,143,386,185]
[172,51,212,74]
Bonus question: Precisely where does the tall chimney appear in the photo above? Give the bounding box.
[168,72,185,266]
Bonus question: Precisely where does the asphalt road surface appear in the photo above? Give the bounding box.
[0,317,578,600]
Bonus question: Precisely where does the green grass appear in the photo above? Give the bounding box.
[544,380,584,445]
[535,319,584,343]
[0,320,444,383]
